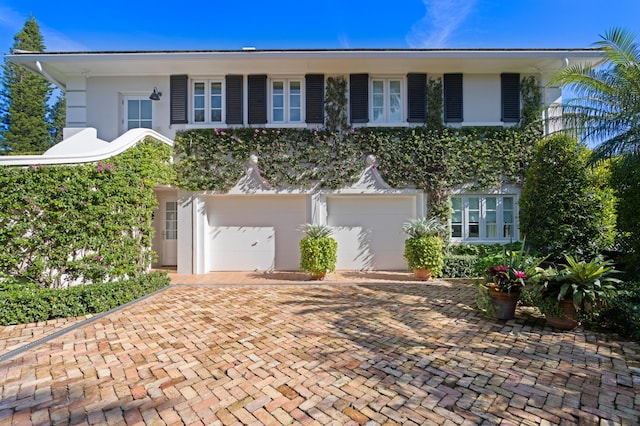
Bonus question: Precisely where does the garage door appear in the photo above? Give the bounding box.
[327,195,416,270]
[207,195,306,271]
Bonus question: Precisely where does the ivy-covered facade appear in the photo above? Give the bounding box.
[5,48,602,274]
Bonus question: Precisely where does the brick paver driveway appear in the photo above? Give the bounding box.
[1,278,639,425]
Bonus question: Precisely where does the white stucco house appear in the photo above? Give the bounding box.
[3,48,603,274]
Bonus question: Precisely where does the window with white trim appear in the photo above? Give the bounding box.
[270,79,303,123]
[450,195,517,241]
[371,78,403,123]
[124,97,153,130]
[192,80,224,123]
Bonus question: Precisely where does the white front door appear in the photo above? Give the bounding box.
[123,96,153,132]
[162,201,178,266]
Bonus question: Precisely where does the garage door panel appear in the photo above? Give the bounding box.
[327,196,415,270]
[207,196,306,271]
[210,226,275,271]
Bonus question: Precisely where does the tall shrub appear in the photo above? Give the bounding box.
[519,134,616,260]
[0,138,174,287]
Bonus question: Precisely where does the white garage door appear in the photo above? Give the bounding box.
[327,195,416,270]
[207,195,306,271]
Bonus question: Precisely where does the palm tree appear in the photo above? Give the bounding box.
[552,28,640,162]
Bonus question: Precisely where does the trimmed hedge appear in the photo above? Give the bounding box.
[0,271,170,326]
[443,254,478,278]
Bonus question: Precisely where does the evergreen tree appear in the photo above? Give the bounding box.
[0,16,53,154]
[48,93,66,144]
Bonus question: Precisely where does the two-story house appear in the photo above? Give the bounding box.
[4,48,603,274]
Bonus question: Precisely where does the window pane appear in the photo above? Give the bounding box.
[390,80,401,94]
[468,197,479,210]
[127,100,139,119]
[273,81,284,93]
[140,120,152,129]
[373,81,384,94]
[211,110,222,122]
[211,96,222,109]
[290,109,301,122]
[210,82,221,94]
[389,93,401,121]
[451,197,462,210]
[273,109,283,122]
[194,110,204,122]
[452,224,462,238]
[140,100,152,119]
[127,120,137,130]
[486,197,496,210]
[290,95,300,108]
[194,82,205,95]
[504,224,513,238]
[290,81,300,93]
[273,95,283,108]
[503,197,513,210]
[468,197,479,238]
[194,96,205,109]
[504,211,513,223]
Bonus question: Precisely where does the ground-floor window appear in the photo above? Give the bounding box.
[450,194,517,241]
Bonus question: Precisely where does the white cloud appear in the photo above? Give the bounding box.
[406,0,477,48]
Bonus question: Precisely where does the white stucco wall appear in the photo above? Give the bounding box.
[83,76,171,141]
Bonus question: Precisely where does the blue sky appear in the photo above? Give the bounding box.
[1,0,639,52]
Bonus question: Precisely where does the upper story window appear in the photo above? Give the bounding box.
[270,79,303,123]
[451,194,517,241]
[371,78,403,123]
[192,80,224,124]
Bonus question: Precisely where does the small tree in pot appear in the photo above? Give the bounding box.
[299,224,338,280]
[402,218,445,280]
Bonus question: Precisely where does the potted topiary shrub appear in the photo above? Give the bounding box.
[531,255,621,330]
[402,218,445,280]
[299,224,338,280]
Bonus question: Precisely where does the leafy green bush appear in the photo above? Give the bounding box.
[0,139,174,288]
[0,271,170,325]
[404,236,445,277]
[299,224,338,278]
[443,254,478,278]
[600,280,640,340]
[519,134,616,260]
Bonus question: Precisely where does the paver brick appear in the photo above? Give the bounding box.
[0,277,639,425]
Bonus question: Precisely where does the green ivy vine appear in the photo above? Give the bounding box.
[0,138,175,288]
[174,125,542,223]
[427,77,443,128]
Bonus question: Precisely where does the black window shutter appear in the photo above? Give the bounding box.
[226,75,243,125]
[350,73,369,123]
[444,73,463,123]
[170,75,188,124]
[305,74,325,124]
[501,73,521,123]
[407,73,427,123]
[248,75,267,125]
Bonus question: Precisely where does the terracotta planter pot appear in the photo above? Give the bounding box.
[488,289,520,320]
[545,299,579,330]
[310,272,326,280]
[413,268,432,281]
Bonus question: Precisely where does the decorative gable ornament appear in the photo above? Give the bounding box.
[227,154,273,194]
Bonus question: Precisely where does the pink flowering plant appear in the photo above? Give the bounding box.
[486,264,528,293]
[482,241,545,294]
